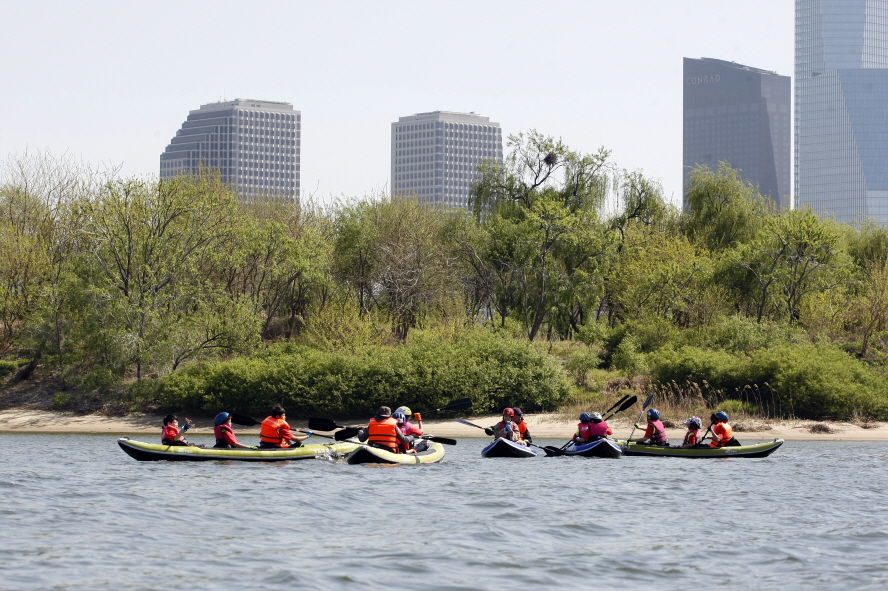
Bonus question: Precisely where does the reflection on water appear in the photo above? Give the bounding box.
[1,434,887,590]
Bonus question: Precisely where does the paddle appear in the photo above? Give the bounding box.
[421,398,473,414]
[454,417,486,430]
[624,394,655,444]
[230,413,333,439]
[602,395,638,421]
[420,435,457,446]
[602,393,632,417]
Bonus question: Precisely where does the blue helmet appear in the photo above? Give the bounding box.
[392,411,406,424]
[579,412,592,422]
[646,408,661,420]
[714,411,729,422]
[214,412,230,427]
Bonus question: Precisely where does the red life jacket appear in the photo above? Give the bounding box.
[368,417,400,452]
[260,417,287,447]
[161,424,179,443]
[683,428,700,446]
[709,422,734,448]
[214,424,237,447]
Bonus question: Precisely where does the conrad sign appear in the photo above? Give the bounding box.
[686,74,721,85]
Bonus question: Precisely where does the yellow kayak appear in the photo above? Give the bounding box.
[118,437,360,462]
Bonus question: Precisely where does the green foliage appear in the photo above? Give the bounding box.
[611,334,647,377]
[153,329,570,416]
[0,359,23,376]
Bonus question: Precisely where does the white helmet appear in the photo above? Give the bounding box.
[394,406,412,417]
[589,412,603,422]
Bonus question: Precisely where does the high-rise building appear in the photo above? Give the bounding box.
[683,57,791,208]
[160,99,300,199]
[391,111,503,208]
[796,0,888,222]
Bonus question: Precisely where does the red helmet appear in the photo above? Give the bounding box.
[503,408,515,416]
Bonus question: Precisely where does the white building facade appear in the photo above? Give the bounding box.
[160,99,300,199]
[391,111,502,208]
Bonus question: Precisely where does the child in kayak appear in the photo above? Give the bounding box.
[573,412,613,444]
[680,416,703,448]
[392,411,418,453]
[513,408,533,443]
[212,412,255,449]
[485,408,524,444]
[394,406,423,436]
[632,408,668,446]
[161,414,194,446]
[707,411,739,447]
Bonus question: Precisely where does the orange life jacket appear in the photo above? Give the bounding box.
[367,417,400,452]
[517,421,528,438]
[260,417,287,447]
[709,422,734,448]
[161,424,179,443]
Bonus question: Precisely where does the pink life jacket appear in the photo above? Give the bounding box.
[648,420,668,444]
[578,421,611,440]
[400,422,423,437]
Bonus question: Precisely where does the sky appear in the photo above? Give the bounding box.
[0,0,794,205]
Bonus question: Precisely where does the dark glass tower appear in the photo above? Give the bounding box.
[160,99,301,200]
[796,0,888,222]
[683,58,791,208]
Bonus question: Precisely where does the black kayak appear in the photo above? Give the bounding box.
[563,438,622,459]
[481,438,536,458]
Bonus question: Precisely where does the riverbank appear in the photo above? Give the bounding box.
[1,408,887,441]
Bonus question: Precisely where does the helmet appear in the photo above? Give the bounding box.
[394,406,412,416]
[714,411,730,422]
[646,408,661,420]
[579,412,592,422]
[214,412,230,427]
[503,408,515,416]
[392,411,406,424]
[684,416,702,429]
[513,407,523,416]
[590,412,603,422]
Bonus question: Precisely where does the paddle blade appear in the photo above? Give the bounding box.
[642,394,654,409]
[335,427,361,441]
[308,417,341,432]
[454,417,485,430]
[543,446,565,457]
[603,394,631,415]
[437,398,473,413]
[231,413,260,427]
[424,435,457,445]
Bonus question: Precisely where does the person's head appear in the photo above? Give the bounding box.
[392,411,406,425]
[394,406,412,417]
[163,414,177,426]
[684,416,702,430]
[579,412,592,423]
[376,406,392,419]
[513,408,524,422]
[271,405,286,418]
[711,411,729,424]
[214,412,230,427]
[589,412,603,423]
[646,408,661,422]
[502,408,515,421]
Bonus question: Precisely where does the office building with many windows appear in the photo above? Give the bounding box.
[391,111,502,208]
[160,99,300,199]
[683,57,791,208]
[796,0,888,222]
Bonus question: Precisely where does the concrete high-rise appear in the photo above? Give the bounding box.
[796,0,888,222]
[160,99,300,199]
[683,58,791,208]
[391,111,503,208]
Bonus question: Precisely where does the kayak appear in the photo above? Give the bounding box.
[564,438,622,459]
[118,437,359,462]
[345,441,445,465]
[619,439,785,458]
[481,438,536,458]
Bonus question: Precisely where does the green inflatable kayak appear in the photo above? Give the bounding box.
[118,437,359,462]
[619,438,784,458]
[345,441,445,465]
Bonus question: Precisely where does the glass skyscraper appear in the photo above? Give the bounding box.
[160,99,300,200]
[796,0,888,222]
[683,58,791,208]
[391,111,502,208]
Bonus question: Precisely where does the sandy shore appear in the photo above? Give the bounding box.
[1,408,887,441]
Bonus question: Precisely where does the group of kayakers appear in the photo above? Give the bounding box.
[357,405,425,453]
[161,405,314,449]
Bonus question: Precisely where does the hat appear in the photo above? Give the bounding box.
[376,406,392,418]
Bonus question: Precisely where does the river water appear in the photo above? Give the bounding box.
[1,434,886,590]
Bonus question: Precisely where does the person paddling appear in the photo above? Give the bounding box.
[680,416,703,448]
[484,408,525,444]
[213,412,254,449]
[513,408,533,443]
[573,412,613,444]
[161,414,194,446]
[358,406,411,453]
[632,408,668,446]
[259,405,310,449]
[706,412,739,447]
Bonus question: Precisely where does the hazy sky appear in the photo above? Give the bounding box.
[1,0,793,205]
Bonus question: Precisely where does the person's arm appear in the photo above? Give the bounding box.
[223,427,251,449]
[414,413,423,432]
[523,427,532,443]
[357,429,369,443]
[395,428,410,446]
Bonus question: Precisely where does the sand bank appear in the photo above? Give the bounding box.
[1,408,887,441]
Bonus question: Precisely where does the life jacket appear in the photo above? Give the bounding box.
[400,422,423,437]
[260,416,287,447]
[368,417,400,452]
[577,421,611,441]
[709,422,734,448]
[214,424,234,448]
[161,424,179,444]
[517,420,528,438]
[683,428,700,446]
[494,420,520,442]
[649,420,668,444]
